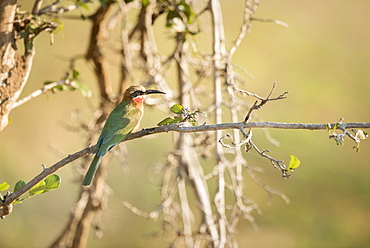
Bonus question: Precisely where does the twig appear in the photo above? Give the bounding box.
[12,80,73,109]
[38,0,93,16]
[248,140,286,171]
[251,17,289,28]
[122,201,160,220]
[234,84,288,102]
[228,0,254,59]
[241,82,288,122]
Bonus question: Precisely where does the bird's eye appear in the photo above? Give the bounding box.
[131,90,143,98]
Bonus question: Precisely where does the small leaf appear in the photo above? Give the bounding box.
[195,110,206,116]
[52,19,63,34]
[55,85,65,91]
[43,175,61,193]
[0,182,10,191]
[14,180,26,193]
[157,117,182,126]
[80,14,88,20]
[43,81,54,85]
[178,1,196,24]
[77,2,90,10]
[170,104,184,114]
[333,122,340,130]
[188,119,197,126]
[72,69,80,80]
[74,80,92,98]
[141,0,149,7]
[29,181,46,196]
[29,175,61,196]
[287,155,300,171]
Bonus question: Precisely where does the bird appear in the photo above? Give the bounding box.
[82,85,166,186]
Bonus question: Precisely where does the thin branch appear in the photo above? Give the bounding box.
[0,145,93,218]
[251,17,289,28]
[129,122,370,139]
[248,140,286,171]
[12,80,74,109]
[38,0,93,16]
[32,0,44,15]
[228,0,253,59]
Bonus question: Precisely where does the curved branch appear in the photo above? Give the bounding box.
[1,121,369,218]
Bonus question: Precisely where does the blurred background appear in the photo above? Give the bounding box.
[1,0,369,247]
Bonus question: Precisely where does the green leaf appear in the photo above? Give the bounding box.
[14,180,26,192]
[54,85,65,91]
[29,181,46,196]
[170,104,184,114]
[166,10,181,28]
[72,69,80,80]
[43,175,61,193]
[52,19,64,34]
[287,155,300,171]
[157,117,183,126]
[29,175,61,196]
[142,0,149,7]
[178,1,196,24]
[80,14,88,20]
[74,80,92,98]
[0,182,10,191]
[43,81,54,85]
[188,119,197,126]
[77,2,90,10]
[333,122,340,130]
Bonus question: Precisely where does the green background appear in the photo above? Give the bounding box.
[1,1,369,247]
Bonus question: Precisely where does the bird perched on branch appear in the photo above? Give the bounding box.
[82,85,166,186]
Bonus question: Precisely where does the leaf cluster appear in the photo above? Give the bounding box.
[0,175,61,204]
[158,104,205,126]
[15,12,62,50]
[44,68,92,98]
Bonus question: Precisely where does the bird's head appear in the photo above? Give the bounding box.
[124,85,166,104]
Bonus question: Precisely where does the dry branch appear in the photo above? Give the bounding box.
[1,121,368,218]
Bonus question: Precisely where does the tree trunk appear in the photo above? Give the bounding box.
[0,0,35,131]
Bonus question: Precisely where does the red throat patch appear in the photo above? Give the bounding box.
[133,96,145,104]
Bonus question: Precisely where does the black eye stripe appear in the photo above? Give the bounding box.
[131,90,144,98]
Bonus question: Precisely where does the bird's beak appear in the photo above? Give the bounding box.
[144,89,166,95]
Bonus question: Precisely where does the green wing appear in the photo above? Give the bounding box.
[95,102,142,156]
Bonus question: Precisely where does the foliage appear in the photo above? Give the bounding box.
[158,104,205,126]
[0,175,61,203]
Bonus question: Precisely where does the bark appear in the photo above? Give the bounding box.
[0,0,35,131]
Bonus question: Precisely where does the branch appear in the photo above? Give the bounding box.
[0,146,93,218]
[38,0,93,16]
[250,17,289,28]
[128,122,370,139]
[1,121,369,218]
[12,80,75,109]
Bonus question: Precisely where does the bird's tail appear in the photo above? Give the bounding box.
[82,154,103,186]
